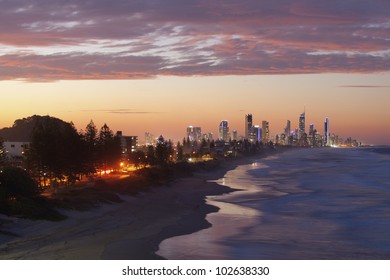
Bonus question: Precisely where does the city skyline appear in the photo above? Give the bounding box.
[0,108,358,147]
[1,75,389,145]
[0,1,389,145]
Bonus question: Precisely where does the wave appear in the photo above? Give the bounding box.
[157,148,390,259]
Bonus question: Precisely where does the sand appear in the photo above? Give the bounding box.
[0,159,247,260]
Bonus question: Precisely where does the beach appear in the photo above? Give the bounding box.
[158,147,390,260]
[3,147,387,260]
[0,156,254,260]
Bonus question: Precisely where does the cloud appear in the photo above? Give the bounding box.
[80,109,163,114]
[340,85,390,88]
[0,0,389,81]
[106,110,163,114]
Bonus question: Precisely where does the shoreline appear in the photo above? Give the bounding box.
[0,149,280,260]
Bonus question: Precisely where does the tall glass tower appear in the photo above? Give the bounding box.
[187,126,202,142]
[284,120,291,136]
[245,114,253,140]
[324,117,330,146]
[261,121,269,143]
[219,120,229,142]
[299,111,305,139]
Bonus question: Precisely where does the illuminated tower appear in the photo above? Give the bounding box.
[145,132,155,146]
[261,121,269,143]
[299,111,305,139]
[186,126,202,143]
[245,114,253,139]
[254,125,261,142]
[309,123,315,146]
[324,117,330,146]
[284,120,291,144]
[219,120,229,142]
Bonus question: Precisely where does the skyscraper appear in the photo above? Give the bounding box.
[284,120,291,144]
[299,111,305,139]
[324,117,330,146]
[254,125,261,142]
[145,132,155,146]
[309,123,314,135]
[245,114,253,139]
[186,126,202,142]
[219,120,229,142]
[261,121,269,143]
[309,123,315,146]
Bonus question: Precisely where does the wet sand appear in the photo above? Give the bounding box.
[158,148,390,260]
[0,159,248,260]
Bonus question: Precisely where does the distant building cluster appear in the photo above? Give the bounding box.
[1,110,361,167]
[244,111,358,147]
[182,110,361,149]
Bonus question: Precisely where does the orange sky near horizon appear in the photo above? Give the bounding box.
[1,1,389,145]
[1,73,389,145]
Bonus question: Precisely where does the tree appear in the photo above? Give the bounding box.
[0,166,38,214]
[176,141,184,162]
[0,138,7,168]
[185,136,191,149]
[128,150,146,169]
[97,124,121,171]
[84,120,98,147]
[82,120,99,174]
[27,116,86,187]
[146,145,156,166]
[0,166,38,199]
[155,135,170,167]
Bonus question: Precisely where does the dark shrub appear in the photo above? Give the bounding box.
[0,166,38,198]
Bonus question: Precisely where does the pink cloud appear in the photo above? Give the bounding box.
[0,0,388,81]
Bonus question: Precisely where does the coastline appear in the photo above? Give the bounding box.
[0,160,247,260]
[0,151,276,260]
[159,147,390,260]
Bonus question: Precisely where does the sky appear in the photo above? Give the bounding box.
[0,0,389,145]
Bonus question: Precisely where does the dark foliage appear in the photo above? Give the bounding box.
[27,116,87,185]
[0,166,38,199]
[0,116,39,141]
[0,166,65,220]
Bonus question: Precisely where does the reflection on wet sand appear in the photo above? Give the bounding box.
[158,148,390,259]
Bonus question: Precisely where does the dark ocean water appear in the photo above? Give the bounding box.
[157,148,390,259]
[363,146,390,155]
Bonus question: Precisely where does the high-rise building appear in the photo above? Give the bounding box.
[324,117,330,146]
[145,132,155,146]
[284,120,291,136]
[284,120,291,144]
[309,123,314,135]
[309,123,315,146]
[219,120,229,142]
[186,126,202,142]
[203,133,213,142]
[299,111,305,139]
[261,121,269,143]
[245,114,253,139]
[116,131,138,156]
[253,125,261,142]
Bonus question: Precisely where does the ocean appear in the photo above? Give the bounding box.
[156,147,390,259]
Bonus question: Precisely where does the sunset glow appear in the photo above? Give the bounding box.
[0,1,389,144]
